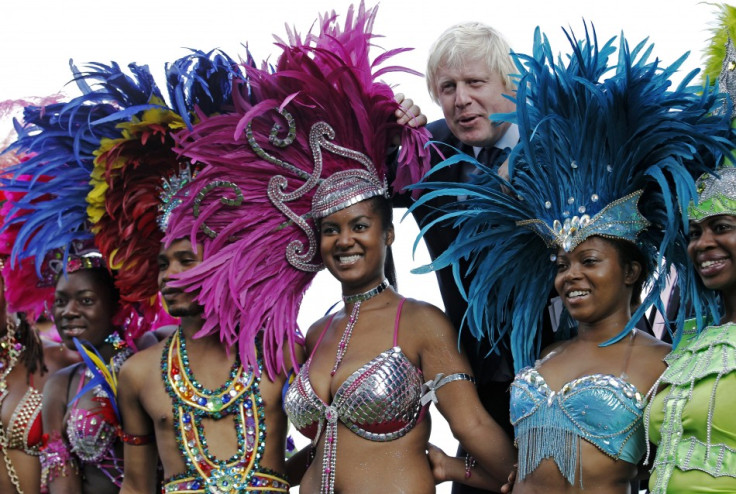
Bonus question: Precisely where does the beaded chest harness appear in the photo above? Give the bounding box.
[162,328,286,493]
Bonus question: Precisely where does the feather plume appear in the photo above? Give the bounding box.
[702,3,736,85]
[71,338,122,423]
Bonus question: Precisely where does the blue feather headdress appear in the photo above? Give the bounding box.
[410,25,735,371]
[0,61,161,276]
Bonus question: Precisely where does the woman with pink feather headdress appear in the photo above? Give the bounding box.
[148,3,516,493]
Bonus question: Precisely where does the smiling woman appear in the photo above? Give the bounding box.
[40,258,150,494]
[285,160,515,494]
[318,197,396,294]
[53,269,118,349]
[646,166,736,494]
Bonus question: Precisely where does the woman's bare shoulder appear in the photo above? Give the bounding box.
[303,312,338,350]
[398,298,450,324]
[633,330,671,359]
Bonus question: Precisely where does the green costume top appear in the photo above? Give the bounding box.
[646,320,736,493]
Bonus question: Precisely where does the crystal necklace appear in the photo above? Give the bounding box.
[331,279,390,376]
[161,327,266,492]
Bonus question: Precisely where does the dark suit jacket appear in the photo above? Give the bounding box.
[393,118,515,386]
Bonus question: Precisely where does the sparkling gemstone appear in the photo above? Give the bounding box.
[544,201,552,209]
[563,237,573,252]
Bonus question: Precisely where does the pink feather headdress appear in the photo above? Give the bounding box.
[164,2,431,378]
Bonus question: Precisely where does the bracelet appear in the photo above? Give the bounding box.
[118,429,154,445]
[464,454,476,479]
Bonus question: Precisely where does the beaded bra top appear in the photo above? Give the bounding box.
[511,332,647,487]
[66,351,131,487]
[283,299,425,492]
[4,382,43,455]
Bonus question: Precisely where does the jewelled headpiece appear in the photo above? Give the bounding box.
[2,53,240,341]
[717,37,736,116]
[689,167,736,221]
[39,241,106,287]
[411,24,734,370]
[517,191,651,252]
[164,2,431,378]
[311,164,388,220]
[158,164,196,232]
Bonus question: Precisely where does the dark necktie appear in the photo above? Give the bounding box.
[476,146,504,167]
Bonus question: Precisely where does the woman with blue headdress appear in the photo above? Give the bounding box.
[644,5,736,492]
[419,22,734,493]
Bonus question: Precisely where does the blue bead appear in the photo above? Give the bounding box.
[191,481,201,489]
[222,395,230,404]
[183,414,191,424]
[198,397,207,406]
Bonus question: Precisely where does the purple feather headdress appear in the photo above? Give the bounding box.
[164,2,431,378]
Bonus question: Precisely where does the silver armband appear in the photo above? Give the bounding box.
[420,372,475,406]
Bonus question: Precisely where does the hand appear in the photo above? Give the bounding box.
[500,463,517,493]
[394,93,427,128]
[427,443,449,484]
[498,158,510,180]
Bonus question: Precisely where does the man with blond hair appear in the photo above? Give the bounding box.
[396,22,520,493]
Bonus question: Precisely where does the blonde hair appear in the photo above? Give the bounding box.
[427,22,516,103]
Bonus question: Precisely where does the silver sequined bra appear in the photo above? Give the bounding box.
[284,299,425,493]
[285,346,424,441]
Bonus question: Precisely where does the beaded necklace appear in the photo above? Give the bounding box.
[162,327,267,493]
[331,279,390,376]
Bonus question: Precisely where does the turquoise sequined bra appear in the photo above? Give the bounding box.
[510,336,647,486]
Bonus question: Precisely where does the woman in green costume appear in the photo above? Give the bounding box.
[646,165,736,493]
[644,6,736,493]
